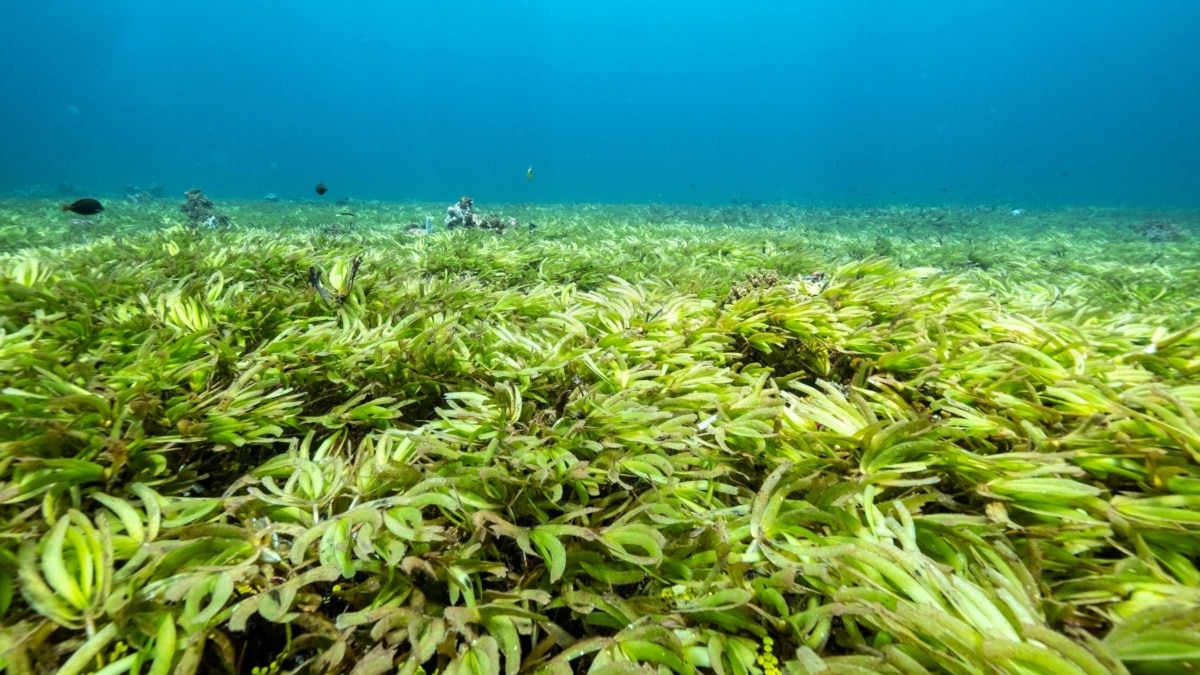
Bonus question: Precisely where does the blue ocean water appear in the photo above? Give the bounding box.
[2,1,1198,207]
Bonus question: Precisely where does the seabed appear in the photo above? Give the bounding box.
[1,198,1198,674]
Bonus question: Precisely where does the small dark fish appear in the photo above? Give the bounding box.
[62,198,103,215]
[308,266,333,303]
[309,256,363,305]
[338,256,362,304]
[315,183,328,195]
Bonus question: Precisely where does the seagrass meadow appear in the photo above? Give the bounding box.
[1,200,1200,675]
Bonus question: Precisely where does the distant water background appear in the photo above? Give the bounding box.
[2,1,1198,207]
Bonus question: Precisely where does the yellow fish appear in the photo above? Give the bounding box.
[526,165,535,180]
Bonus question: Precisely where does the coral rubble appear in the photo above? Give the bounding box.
[445,195,518,231]
[180,188,231,229]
